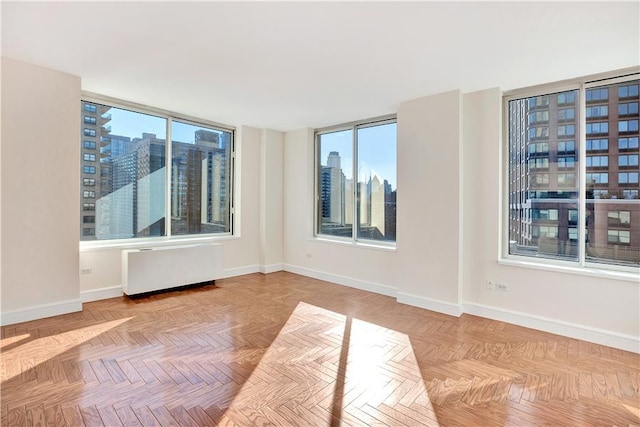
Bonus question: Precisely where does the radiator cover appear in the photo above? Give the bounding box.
[122,243,223,296]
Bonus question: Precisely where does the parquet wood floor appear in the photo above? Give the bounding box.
[1,272,639,426]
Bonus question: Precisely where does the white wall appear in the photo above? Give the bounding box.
[283,128,398,297]
[282,89,639,352]
[461,88,640,350]
[1,57,82,323]
[396,90,463,313]
[259,129,284,272]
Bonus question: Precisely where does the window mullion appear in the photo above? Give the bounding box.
[353,126,358,242]
[166,118,173,237]
[578,84,587,266]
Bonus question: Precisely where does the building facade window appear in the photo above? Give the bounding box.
[618,102,639,116]
[80,99,234,242]
[619,137,639,150]
[506,74,639,269]
[586,138,608,151]
[83,140,96,149]
[315,117,397,244]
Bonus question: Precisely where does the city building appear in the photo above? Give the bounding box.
[508,82,639,265]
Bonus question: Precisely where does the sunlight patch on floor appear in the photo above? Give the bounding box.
[220,301,439,425]
[0,317,133,382]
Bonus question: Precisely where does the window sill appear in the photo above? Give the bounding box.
[311,236,397,252]
[498,257,639,283]
[80,234,239,252]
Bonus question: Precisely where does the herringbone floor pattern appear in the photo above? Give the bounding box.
[1,272,639,426]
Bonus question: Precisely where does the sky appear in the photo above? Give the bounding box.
[107,107,225,144]
[319,122,397,189]
[104,105,396,189]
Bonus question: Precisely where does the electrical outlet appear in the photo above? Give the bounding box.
[80,268,93,275]
[495,282,508,292]
[486,280,494,290]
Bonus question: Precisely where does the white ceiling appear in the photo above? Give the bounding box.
[2,1,639,131]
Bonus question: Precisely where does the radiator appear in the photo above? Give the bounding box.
[122,243,223,296]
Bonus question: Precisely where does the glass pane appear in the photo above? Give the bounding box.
[317,129,354,238]
[356,122,397,242]
[508,90,580,261]
[80,102,166,240]
[586,80,640,267]
[171,121,232,235]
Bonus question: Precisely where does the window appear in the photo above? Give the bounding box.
[506,76,640,268]
[618,102,639,116]
[82,228,95,236]
[586,172,608,184]
[557,173,575,186]
[79,99,234,241]
[558,108,575,121]
[586,139,608,151]
[83,140,96,149]
[557,140,575,153]
[529,157,549,169]
[585,106,607,118]
[586,88,609,102]
[84,115,97,125]
[529,127,549,139]
[316,117,397,243]
[619,172,639,184]
[586,156,608,168]
[618,120,639,133]
[557,156,575,168]
[585,122,608,135]
[618,84,639,99]
[608,211,631,226]
[608,230,631,244]
[557,124,575,137]
[528,111,549,124]
[619,154,639,167]
[619,137,639,150]
[529,142,549,154]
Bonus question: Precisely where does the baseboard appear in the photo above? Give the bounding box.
[397,292,462,317]
[283,264,397,297]
[81,286,124,303]
[462,302,640,353]
[1,299,82,326]
[222,265,261,278]
[260,264,284,274]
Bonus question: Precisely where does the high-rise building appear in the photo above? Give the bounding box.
[508,81,639,265]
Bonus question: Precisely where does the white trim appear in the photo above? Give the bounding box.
[222,265,261,278]
[1,299,82,326]
[499,257,639,282]
[397,292,462,317]
[80,235,240,253]
[463,302,639,353]
[260,264,284,274]
[80,286,123,303]
[283,264,397,297]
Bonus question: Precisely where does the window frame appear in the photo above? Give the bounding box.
[501,69,640,277]
[314,114,397,249]
[79,92,236,249]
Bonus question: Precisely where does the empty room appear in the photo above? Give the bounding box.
[1,1,639,426]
